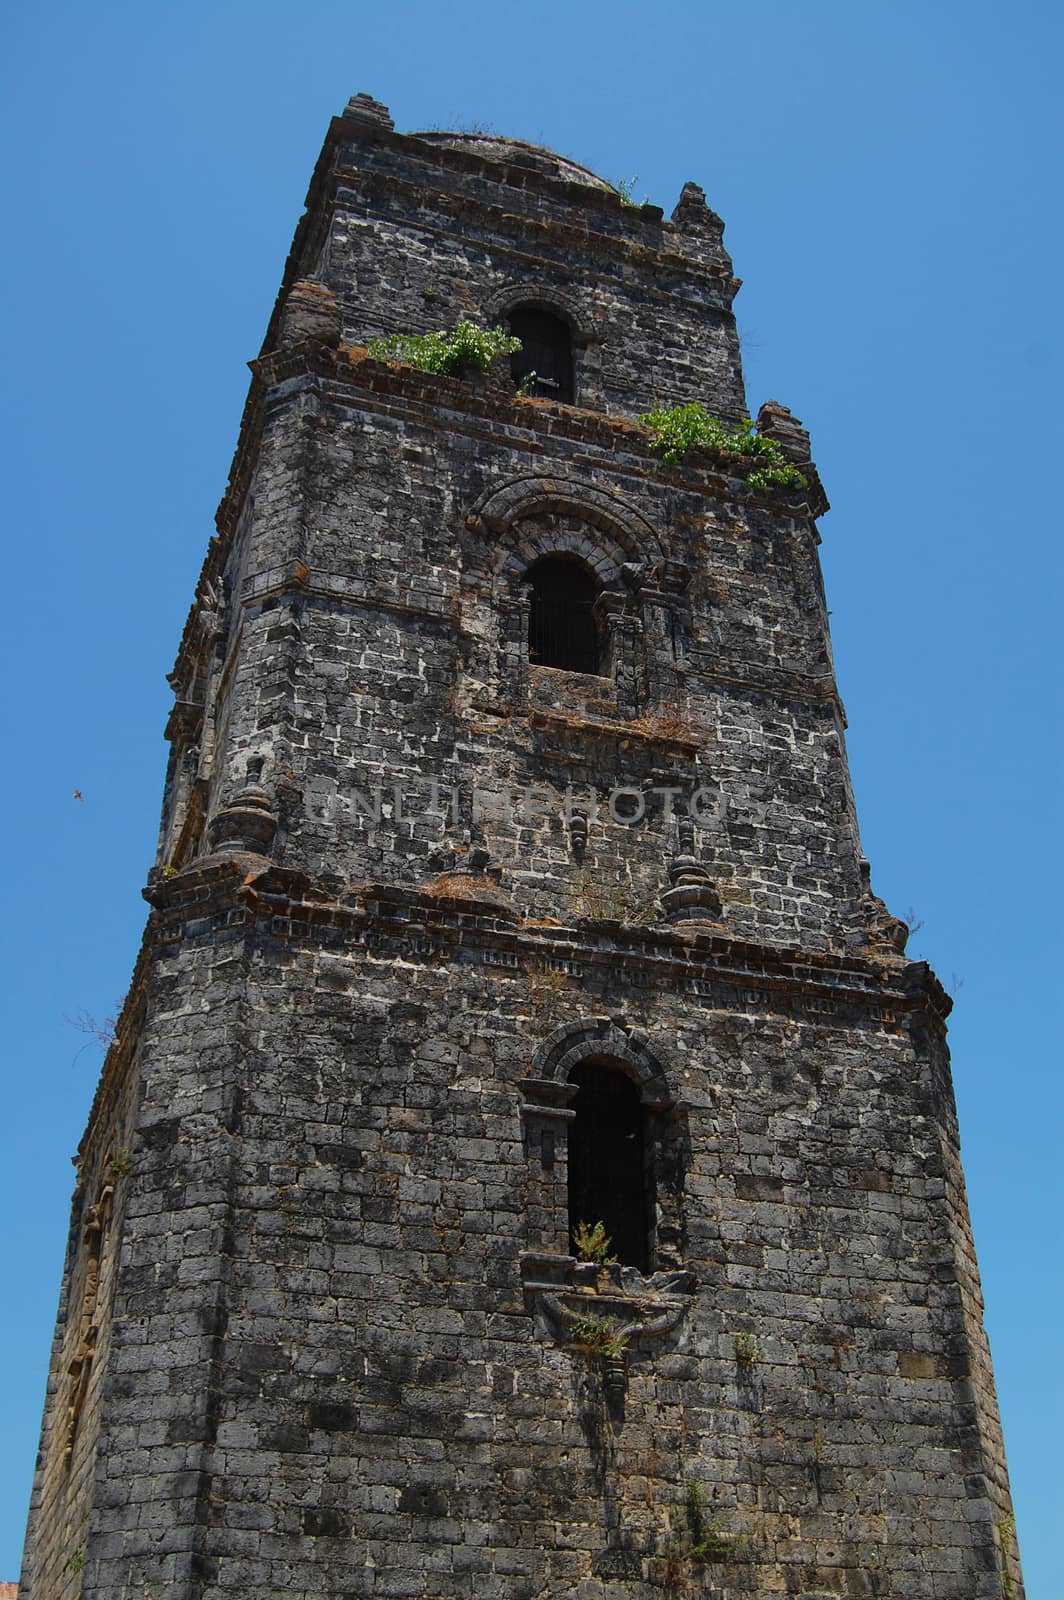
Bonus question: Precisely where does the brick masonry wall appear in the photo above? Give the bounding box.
[159,356,861,956]
[20,98,1022,1600]
[20,982,143,1600]
[34,885,1016,1599]
[278,111,745,424]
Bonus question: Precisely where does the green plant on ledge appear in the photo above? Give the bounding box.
[568,1311,630,1359]
[367,320,520,376]
[610,175,649,207]
[639,402,808,491]
[572,1219,618,1265]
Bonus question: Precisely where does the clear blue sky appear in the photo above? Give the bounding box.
[1,1,1060,1591]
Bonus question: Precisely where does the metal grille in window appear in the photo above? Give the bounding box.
[526,556,601,675]
[509,307,574,402]
[567,1061,650,1272]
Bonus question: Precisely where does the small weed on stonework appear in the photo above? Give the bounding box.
[733,1331,762,1367]
[684,1478,735,1564]
[572,1219,618,1265]
[67,1001,123,1059]
[423,872,498,901]
[610,175,649,207]
[568,1312,629,1359]
[105,1148,132,1182]
[574,865,659,926]
[657,1480,737,1585]
[523,965,572,1022]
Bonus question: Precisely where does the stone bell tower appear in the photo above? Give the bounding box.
[21,92,1022,1599]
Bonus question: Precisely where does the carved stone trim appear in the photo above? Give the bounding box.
[520,1077,579,1117]
[659,882,724,922]
[530,1016,676,1107]
[206,785,278,856]
[521,1258,696,1344]
[467,475,665,566]
[483,282,600,344]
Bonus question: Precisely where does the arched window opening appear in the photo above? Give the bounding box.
[508,306,574,402]
[567,1060,649,1272]
[526,555,602,676]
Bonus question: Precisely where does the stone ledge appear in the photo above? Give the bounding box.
[139,863,947,1031]
[528,705,703,755]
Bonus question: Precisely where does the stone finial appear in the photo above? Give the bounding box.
[671,181,725,238]
[755,400,812,465]
[206,784,278,856]
[853,859,909,955]
[343,92,395,131]
[677,814,696,857]
[756,400,830,514]
[659,819,723,923]
[862,893,910,955]
[673,181,706,215]
[277,279,340,350]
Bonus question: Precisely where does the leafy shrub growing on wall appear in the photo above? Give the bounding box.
[640,402,808,490]
[368,320,520,376]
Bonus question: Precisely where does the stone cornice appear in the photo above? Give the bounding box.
[329,162,739,309]
[142,859,952,1034]
[227,343,819,533]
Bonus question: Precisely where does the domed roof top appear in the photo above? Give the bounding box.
[410,131,609,191]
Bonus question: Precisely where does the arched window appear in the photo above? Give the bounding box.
[508,306,574,402]
[567,1060,649,1271]
[526,555,602,675]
